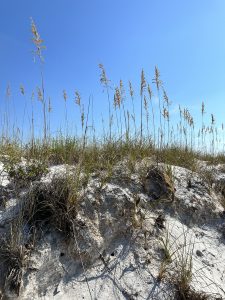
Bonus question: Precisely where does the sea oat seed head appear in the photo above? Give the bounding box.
[75,91,81,106]
[140,69,146,96]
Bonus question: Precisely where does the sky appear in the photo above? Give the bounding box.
[0,0,225,142]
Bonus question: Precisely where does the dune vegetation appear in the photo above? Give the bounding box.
[0,19,225,300]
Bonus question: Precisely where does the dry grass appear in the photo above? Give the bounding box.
[0,222,29,296]
[23,174,81,235]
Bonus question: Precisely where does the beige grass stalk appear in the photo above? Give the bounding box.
[31,18,47,144]
[162,107,168,147]
[119,79,129,141]
[63,89,68,137]
[19,85,26,145]
[129,81,137,138]
[47,97,52,139]
[75,90,84,135]
[99,64,112,141]
[163,89,170,146]
[144,95,150,141]
[140,69,146,143]
[153,66,163,148]
[201,101,205,151]
[178,105,183,147]
[113,87,121,138]
[211,114,215,155]
[147,83,156,146]
[37,86,47,143]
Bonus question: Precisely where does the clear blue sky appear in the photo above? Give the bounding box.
[0,0,225,141]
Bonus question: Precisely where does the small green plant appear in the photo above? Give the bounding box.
[159,227,218,300]
[173,230,196,300]
[160,231,174,263]
[157,229,177,282]
[5,159,48,185]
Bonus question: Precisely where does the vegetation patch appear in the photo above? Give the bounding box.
[23,174,80,234]
[4,159,48,187]
[0,223,29,296]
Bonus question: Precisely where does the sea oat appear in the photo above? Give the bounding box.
[30,18,45,62]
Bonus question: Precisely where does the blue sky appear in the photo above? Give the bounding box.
[0,0,225,142]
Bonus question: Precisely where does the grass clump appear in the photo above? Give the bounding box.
[159,228,214,300]
[155,147,197,171]
[0,223,29,296]
[24,173,81,235]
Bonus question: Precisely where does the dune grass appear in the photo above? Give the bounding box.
[0,19,224,173]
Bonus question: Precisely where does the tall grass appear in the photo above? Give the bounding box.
[0,19,224,170]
